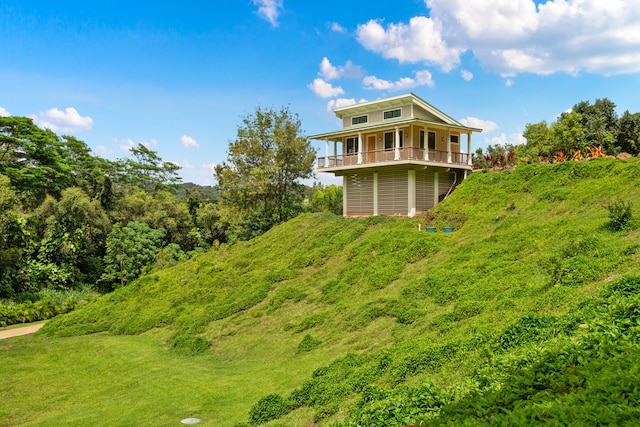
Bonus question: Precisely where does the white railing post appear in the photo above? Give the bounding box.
[394,126,400,160]
[325,139,329,166]
[357,133,363,164]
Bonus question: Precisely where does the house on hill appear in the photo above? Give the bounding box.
[310,93,482,217]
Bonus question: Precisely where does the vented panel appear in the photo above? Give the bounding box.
[416,169,435,212]
[345,172,374,216]
[378,169,408,215]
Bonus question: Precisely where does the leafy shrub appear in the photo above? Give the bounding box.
[0,288,96,327]
[495,314,556,351]
[297,334,321,354]
[248,393,287,425]
[168,334,210,355]
[551,255,600,287]
[606,199,633,231]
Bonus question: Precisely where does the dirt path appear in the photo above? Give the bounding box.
[0,323,46,340]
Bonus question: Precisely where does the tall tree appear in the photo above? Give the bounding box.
[114,143,182,191]
[573,98,619,153]
[0,116,71,206]
[617,111,640,155]
[215,106,316,240]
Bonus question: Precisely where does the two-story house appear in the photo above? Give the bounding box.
[310,93,482,217]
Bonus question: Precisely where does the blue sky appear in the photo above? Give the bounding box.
[2,0,640,185]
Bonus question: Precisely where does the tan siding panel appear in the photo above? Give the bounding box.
[413,105,443,123]
[378,168,408,215]
[346,172,374,216]
[416,169,435,212]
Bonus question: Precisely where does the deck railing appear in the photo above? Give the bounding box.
[317,148,469,169]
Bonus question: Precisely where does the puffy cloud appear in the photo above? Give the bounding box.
[486,132,526,146]
[356,16,462,71]
[308,78,345,98]
[363,70,435,91]
[461,70,473,81]
[319,57,364,80]
[0,107,10,117]
[181,135,199,148]
[505,79,514,87]
[326,98,368,113]
[355,0,640,76]
[460,117,498,133]
[252,0,283,27]
[31,107,93,133]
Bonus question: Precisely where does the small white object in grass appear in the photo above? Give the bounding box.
[181,418,201,424]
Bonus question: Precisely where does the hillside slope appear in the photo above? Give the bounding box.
[39,158,640,425]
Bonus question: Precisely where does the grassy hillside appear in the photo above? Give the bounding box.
[2,157,640,426]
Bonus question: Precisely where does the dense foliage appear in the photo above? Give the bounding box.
[474,97,640,169]
[215,106,317,241]
[35,157,640,426]
[0,112,336,322]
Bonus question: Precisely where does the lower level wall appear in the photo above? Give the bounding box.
[343,168,460,217]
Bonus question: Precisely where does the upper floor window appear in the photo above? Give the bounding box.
[383,109,402,120]
[351,115,368,125]
[384,131,403,150]
[419,130,436,150]
[450,135,460,144]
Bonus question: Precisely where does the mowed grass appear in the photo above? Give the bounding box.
[2,158,640,426]
[0,331,331,426]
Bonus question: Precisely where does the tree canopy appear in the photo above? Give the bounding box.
[215,106,317,241]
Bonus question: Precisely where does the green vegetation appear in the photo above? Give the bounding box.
[474,97,640,169]
[0,111,332,319]
[2,157,640,426]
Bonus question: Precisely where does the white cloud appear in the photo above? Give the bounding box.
[353,0,640,76]
[181,135,200,148]
[0,107,10,117]
[319,57,364,81]
[486,132,526,146]
[330,22,347,33]
[505,79,514,87]
[356,16,462,71]
[460,117,499,133]
[95,145,114,156]
[252,0,283,27]
[30,107,93,133]
[461,69,473,81]
[442,0,640,75]
[116,137,157,152]
[326,98,364,112]
[363,69,435,91]
[175,159,195,169]
[119,138,136,152]
[308,78,345,98]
